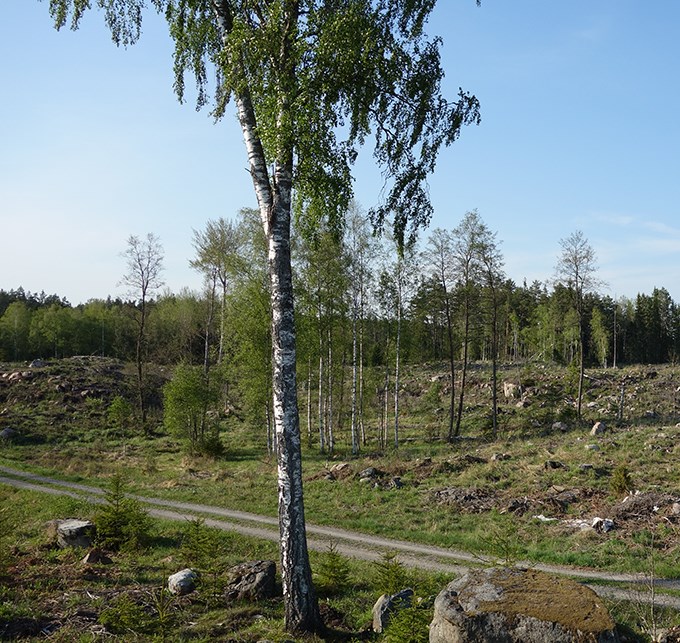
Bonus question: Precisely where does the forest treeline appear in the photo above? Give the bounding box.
[1,208,678,441]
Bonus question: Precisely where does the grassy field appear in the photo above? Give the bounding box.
[2,356,680,640]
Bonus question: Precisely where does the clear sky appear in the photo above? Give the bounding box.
[2,1,680,305]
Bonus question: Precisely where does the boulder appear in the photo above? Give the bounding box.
[358,467,383,482]
[226,560,277,601]
[0,427,17,441]
[168,568,198,595]
[429,567,619,643]
[55,519,95,549]
[372,588,413,633]
[552,421,569,433]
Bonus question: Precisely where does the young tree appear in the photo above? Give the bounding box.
[45,1,480,633]
[191,218,244,366]
[164,362,220,455]
[120,233,164,430]
[451,210,484,437]
[345,203,376,453]
[424,228,457,441]
[554,230,601,422]
[476,219,504,437]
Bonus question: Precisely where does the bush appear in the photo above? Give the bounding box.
[107,395,134,433]
[610,465,633,496]
[181,518,229,601]
[373,552,410,595]
[315,541,351,596]
[98,593,147,635]
[94,474,152,551]
[163,364,223,456]
[382,602,430,643]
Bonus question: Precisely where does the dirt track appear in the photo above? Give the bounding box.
[2,464,679,608]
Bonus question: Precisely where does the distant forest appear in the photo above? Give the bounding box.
[1,213,677,371]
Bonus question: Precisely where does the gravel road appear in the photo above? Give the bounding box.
[2,464,679,608]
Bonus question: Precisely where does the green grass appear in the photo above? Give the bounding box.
[4,358,680,638]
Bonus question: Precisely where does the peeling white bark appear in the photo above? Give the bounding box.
[211,1,321,633]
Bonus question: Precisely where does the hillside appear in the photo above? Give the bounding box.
[2,357,680,640]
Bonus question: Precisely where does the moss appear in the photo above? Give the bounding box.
[469,568,615,634]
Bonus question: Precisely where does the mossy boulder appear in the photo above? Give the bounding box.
[429,567,619,643]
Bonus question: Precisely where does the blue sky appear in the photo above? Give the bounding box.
[2,1,680,305]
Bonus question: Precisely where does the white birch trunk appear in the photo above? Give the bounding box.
[327,327,334,455]
[267,161,321,632]
[212,2,321,633]
[350,291,359,455]
[394,296,401,450]
[317,352,325,453]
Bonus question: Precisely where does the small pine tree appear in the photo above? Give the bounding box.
[315,541,351,595]
[374,552,410,595]
[94,474,151,551]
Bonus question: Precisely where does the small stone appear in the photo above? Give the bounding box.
[372,588,413,633]
[358,467,380,479]
[226,560,277,601]
[81,548,113,565]
[590,421,606,436]
[592,517,615,533]
[491,453,511,462]
[168,568,198,595]
[0,427,17,441]
[585,444,600,452]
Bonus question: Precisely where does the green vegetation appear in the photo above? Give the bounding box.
[94,474,152,552]
[2,356,680,638]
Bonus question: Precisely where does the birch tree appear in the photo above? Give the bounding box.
[120,233,164,430]
[554,230,601,422]
[424,228,457,441]
[190,218,244,366]
[346,203,375,453]
[451,211,483,437]
[44,0,480,633]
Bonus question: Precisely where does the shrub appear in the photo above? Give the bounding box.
[382,602,430,643]
[163,364,223,456]
[107,395,133,433]
[373,552,410,595]
[315,541,351,596]
[94,474,152,551]
[98,593,147,635]
[180,518,229,601]
[610,465,633,496]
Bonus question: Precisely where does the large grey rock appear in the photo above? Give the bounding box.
[55,519,95,549]
[373,588,414,633]
[226,560,277,601]
[168,568,198,595]
[429,568,619,643]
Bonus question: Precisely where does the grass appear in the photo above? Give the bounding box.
[3,357,680,638]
